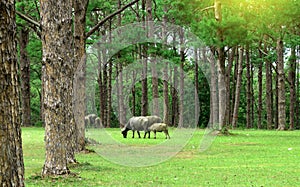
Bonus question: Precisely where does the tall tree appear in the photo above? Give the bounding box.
[277,38,286,130]
[0,0,25,185]
[40,0,75,175]
[288,45,296,130]
[178,28,185,128]
[73,0,89,151]
[257,41,263,129]
[19,26,31,127]
[246,46,252,128]
[141,0,148,116]
[232,47,244,128]
[264,39,273,129]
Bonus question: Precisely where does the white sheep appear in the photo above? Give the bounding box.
[148,123,170,139]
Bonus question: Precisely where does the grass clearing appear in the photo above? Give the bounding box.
[23,128,300,186]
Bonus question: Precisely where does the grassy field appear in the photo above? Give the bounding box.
[23,128,300,186]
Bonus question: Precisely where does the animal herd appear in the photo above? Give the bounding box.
[85,114,170,139]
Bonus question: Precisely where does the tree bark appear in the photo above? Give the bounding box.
[178,28,185,128]
[232,47,244,128]
[217,46,226,130]
[288,46,296,130]
[265,40,273,129]
[194,48,199,126]
[20,27,31,127]
[171,66,179,126]
[73,0,89,151]
[246,46,252,129]
[0,1,25,185]
[208,51,218,128]
[277,38,286,130]
[257,43,263,129]
[41,0,74,175]
[225,47,235,126]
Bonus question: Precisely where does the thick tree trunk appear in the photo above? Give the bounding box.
[0,1,25,185]
[73,0,89,152]
[217,46,226,130]
[41,0,74,175]
[288,46,296,130]
[208,51,218,127]
[277,38,286,130]
[20,27,31,127]
[232,47,244,128]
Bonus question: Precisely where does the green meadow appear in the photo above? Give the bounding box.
[23,128,300,186]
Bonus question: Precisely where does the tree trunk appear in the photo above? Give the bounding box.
[73,0,89,152]
[208,51,218,128]
[296,49,300,129]
[178,28,185,128]
[230,48,238,126]
[171,66,179,126]
[225,47,235,126]
[246,47,252,129]
[232,47,244,128]
[41,0,74,175]
[217,46,226,130]
[277,38,286,130]
[162,11,169,125]
[288,46,296,130]
[257,42,263,129]
[265,40,273,129]
[275,62,279,129]
[163,63,170,124]
[194,48,199,126]
[0,1,25,185]
[141,0,148,116]
[118,61,126,126]
[19,27,31,127]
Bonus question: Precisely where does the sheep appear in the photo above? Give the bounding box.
[84,114,98,128]
[121,115,163,138]
[95,117,102,128]
[148,123,170,139]
[121,116,149,138]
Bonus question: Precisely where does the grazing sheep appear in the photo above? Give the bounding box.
[121,115,163,138]
[121,116,149,138]
[148,123,170,139]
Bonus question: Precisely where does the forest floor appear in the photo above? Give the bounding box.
[23,128,300,186]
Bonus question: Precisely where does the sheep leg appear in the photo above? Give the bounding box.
[154,131,156,139]
[164,130,170,139]
[137,131,141,138]
[132,130,135,138]
[148,131,150,139]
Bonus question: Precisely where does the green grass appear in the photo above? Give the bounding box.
[23,127,300,186]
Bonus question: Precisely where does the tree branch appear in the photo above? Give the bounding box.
[85,0,139,39]
[16,10,40,28]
